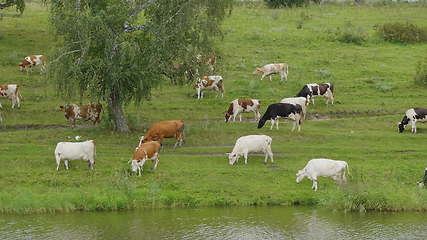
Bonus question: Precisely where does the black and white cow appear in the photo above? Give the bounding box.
[295,83,334,105]
[398,108,427,134]
[257,103,303,131]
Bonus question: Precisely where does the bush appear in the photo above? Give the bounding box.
[415,55,427,86]
[329,22,368,45]
[264,0,310,8]
[376,22,427,43]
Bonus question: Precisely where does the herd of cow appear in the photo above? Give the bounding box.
[2,56,427,190]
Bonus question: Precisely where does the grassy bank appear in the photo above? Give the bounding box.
[1,2,427,214]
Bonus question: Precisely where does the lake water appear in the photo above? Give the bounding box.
[1,207,427,240]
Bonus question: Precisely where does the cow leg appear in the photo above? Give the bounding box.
[55,156,61,171]
[269,75,272,81]
[64,160,69,170]
[270,119,274,130]
[311,178,318,191]
[153,155,159,170]
[15,95,20,108]
[411,121,417,134]
[244,152,248,165]
[260,74,265,81]
[276,119,279,130]
[11,97,16,109]
[239,113,242,122]
[232,113,237,122]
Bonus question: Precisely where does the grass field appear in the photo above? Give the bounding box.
[1,1,427,214]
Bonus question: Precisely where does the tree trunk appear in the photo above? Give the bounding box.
[107,93,130,132]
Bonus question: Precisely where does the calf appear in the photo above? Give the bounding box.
[0,84,21,109]
[296,158,349,191]
[398,108,427,134]
[19,55,47,73]
[59,103,103,127]
[195,76,224,99]
[227,135,273,165]
[257,103,303,131]
[225,98,261,122]
[253,63,288,82]
[140,120,185,148]
[130,141,161,176]
[55,140,96,170]
[296,83,334,105]
[280,97,308,119]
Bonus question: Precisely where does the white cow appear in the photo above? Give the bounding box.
[280,97,309,119]
[296,158,349,191]
[0,84,21,109]
[54,140,96,170]
[227,135,273,165]
[253,63,288,82]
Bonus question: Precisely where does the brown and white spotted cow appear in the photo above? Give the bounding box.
[0,84,21,109]
[129,141,162,176]
[253,63,289,82]
[225,98,261,122]
[296,83,334,105]
[195,76,224,99]
[59,103,103,127]
[19,55,47,73]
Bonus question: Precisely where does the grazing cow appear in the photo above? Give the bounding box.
[140,120,185,148]
[59,103,103,127]
[280,97,309,119]
[257,103,303,131]
[18,55,47,73]
[130,141,161,176]
[55,140,96,170]
[295,83,334,105]
[0,84,21,109]
[296,158,349,191]
[195,76,224,99]
[225,98,261,122]
[398,108,427,134]
[227,135,273,165]
[252,63,288,82]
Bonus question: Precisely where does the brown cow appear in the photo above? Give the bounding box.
[140,120,185,148]
[130,141,161,176]
[59,103,103,127]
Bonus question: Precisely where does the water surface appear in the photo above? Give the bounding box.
[1,207,426,239]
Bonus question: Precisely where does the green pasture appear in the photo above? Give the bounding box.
[0,1,427,213]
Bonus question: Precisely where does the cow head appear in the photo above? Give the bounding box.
[226,152,239,165]
[398,122,406,133]
[130,159,142,173]
[252,68,263,75]
[296,169,306,183]
[224,112,232,122]
[18,60,31,72]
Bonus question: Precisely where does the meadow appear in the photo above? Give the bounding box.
[0,1,427,214]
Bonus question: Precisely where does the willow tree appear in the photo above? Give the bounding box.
[0,0,25,14]
[49,0,232,132]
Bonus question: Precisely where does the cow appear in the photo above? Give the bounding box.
[196,54,217,73]
[225,98,261,122]
[130,141,161,176]
[257,103,303,131]
[140,120,185,148]
[195,76,224,99]
[280,97,309,120]
[54,140,96,170]
[252,63,289,82]
[398,108,427,134]
[59,103,103,127]
[18,55,47,73]
[0,84,21,109]
[295,83,334,105]
[227,135,273,165]
[296,158,350,191]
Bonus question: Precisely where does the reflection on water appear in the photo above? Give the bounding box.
[1,207,427,240]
